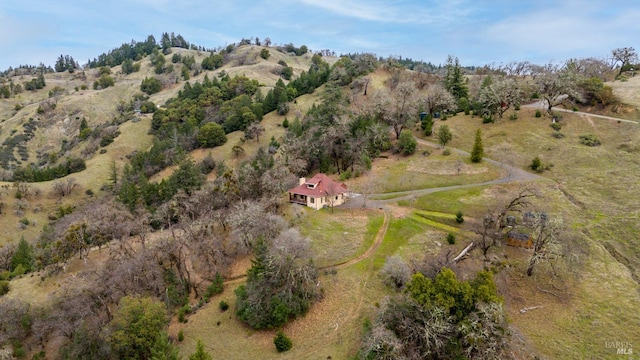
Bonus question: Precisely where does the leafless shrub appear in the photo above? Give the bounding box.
[14,198,29,212]
[0,244,16,271]
[380,255,411,290]
[13,182,33,199]
[52,177,78,198]
[0,299,32,344]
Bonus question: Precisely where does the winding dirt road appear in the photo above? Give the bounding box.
[346,138,543,209]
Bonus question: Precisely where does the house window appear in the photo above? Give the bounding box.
[310,198,315,204]
[335,196,338,200]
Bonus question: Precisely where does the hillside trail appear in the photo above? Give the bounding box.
[222,210,390,286]
[523,100,640,125]
[321,209,390,271]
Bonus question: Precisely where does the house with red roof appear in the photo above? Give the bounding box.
[288,173,348,210]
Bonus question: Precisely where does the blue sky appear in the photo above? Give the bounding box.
[1,0,639,70]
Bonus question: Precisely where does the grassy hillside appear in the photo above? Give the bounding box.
[0,45,335,246]
[410,106,640,358]
[1,48,639,360]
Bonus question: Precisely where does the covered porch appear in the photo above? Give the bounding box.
[289,193,308,205]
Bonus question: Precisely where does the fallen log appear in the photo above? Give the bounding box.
[519,305,544,314]
[453,242,475,263]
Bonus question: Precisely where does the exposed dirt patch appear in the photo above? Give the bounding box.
[386,204,411,218]
[227,255,253,279]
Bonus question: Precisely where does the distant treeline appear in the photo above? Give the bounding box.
[87,32,212,68]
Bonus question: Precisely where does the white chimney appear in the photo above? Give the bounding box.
[299,177,306,186]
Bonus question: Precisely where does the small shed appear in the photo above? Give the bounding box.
[505,231,533,249]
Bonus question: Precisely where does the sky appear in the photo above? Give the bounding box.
[1,0,639,70]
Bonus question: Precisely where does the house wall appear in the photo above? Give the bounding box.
[306,196,322,210]
[305,193,346,210]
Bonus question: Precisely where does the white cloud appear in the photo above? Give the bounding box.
[298,0,473,25]
[479,4,640,63]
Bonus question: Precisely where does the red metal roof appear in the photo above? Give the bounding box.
[288,173,348,197]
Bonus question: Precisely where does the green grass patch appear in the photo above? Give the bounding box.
[412,209,460,228]
[400,186,487,216]
[372,217,427,269]
[408,212,462,234]
[297,209,383,267]
[375,155,503,193]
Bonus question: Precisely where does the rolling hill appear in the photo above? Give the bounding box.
[0,40,639,359]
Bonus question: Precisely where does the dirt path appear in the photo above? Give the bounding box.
[321,210,390,270]
[346,138,543,208]
[222,210,390,286]
[523,100,639,124]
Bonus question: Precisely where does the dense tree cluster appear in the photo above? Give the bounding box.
[118,158,206,211]
[276,43,309,56]
[121,58,141,74]
[152,73,260,141]
[0,63,53,78]
[140,77,162,95]
[235,229,320,329]
[283,82,389,175]
[23,72,46,91]
[160,32,190,52]
[201,53,224,70]
[12,157,86,182]
[0,142,304,356]
[328,53,378,86]
[54,54,78,73]
[88,35,160,68]
[361,267,510,359]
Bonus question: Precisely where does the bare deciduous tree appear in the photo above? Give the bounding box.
[13,182,33,199]
[52,177,78,197]
[381,255,411,289]
[478,77,523,120]
[611,47,638,76]
[566,57,611,81]
[227,200,287,255]
[0,244,16,271]
[421,83,456,117]
[373,81,419,139]
[0,299,32,344]
[471,188,537,262]
[246,122,264,143]
[534,64,584,114]
[525,213,564,277]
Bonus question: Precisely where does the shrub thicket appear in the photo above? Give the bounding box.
[274,331,292,352]
[579,134,601,146]
[397,130,417,155]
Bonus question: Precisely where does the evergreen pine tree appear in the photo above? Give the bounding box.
[188,340,212,360]
[150,332,180,360]
[11,236,33,273]
[470,129,484,163]
[444,55,468,101]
